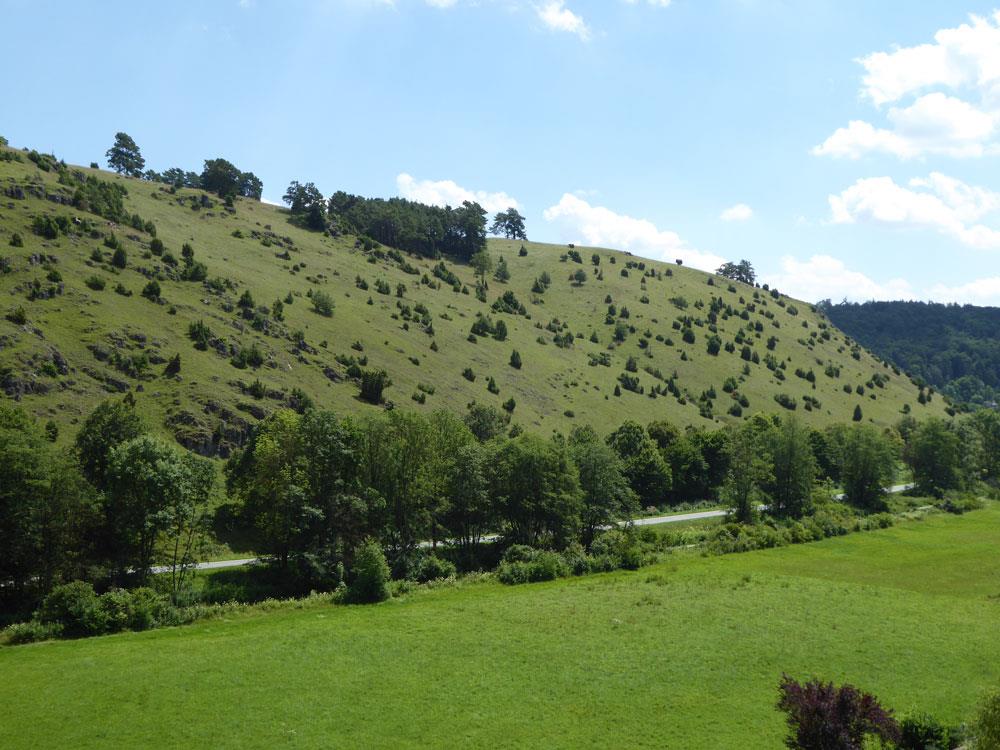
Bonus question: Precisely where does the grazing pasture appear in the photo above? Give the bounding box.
[2,505,997,749]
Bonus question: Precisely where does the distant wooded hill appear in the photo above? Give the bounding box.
[822,300,1000,407]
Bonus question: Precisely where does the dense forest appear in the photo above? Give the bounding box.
[822,300,1000,407]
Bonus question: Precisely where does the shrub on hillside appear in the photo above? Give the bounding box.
[359,369,391,404]
[141,280,161,301]
[311,290,334,317]
[5,305,27,324]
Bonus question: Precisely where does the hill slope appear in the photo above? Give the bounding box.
[824,299,1000,407]
[0,145,946,455]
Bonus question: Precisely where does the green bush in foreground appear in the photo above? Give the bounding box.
[415,555,457,583]
[898,712,963,749]
[496,531,646,585]
[37,581,106,637]
[970,689,1000,749]
[347,539,391,603]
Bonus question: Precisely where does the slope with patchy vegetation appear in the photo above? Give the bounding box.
[0,144,946,456]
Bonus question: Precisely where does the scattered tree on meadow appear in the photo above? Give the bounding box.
[494,255,510,283]
[716,259,756,285]
[490,207,527,240]
[200,158,262,199]
[283,181,326,229]
[311,290,334,317]
[106,132,145,177]
[471,249,493,283]
[359,369,391,404]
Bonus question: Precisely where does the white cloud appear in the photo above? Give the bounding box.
[542,193,725,271]
[396,173,519,213]
[766,255,914,303]
[828,173,1000,250]
[719,203,753,222]
[537,1,590,41]
[768,254,1000,306]
[622,0,672,6]
[813,93,996,159]
[928,276,1000,304]
[815,12,1000,159]
[424,0,458,7]
[858,11,1000,106]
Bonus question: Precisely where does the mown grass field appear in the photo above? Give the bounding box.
[0,145,946,457]
[3,505,997,749]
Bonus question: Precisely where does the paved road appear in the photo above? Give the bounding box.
[150,558,258,575]
[172,483,916,573]
[632,484,914,528]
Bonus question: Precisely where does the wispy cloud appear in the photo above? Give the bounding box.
[537,1,590,41]
[720,203,753,222]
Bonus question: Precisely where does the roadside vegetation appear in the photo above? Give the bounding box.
[2,388,996,644]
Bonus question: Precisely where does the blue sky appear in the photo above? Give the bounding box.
[5,1,1000,304]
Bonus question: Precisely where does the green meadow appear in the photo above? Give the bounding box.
[3,505,997,749]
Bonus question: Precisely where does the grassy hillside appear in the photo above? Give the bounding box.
[2,505,997,749]
[0,145,947,455]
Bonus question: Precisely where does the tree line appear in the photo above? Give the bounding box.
[284,182,526,261]
[4,392,997,621]
[102,131,530,262]
[105,131,263,200]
